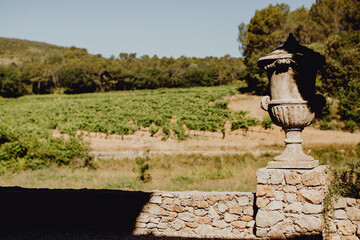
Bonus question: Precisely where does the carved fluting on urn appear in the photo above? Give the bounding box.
[258,33,325,169]
[268,102,315,128]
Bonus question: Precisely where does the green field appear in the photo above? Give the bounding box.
[0,85,257,139]
[0,85,359,193]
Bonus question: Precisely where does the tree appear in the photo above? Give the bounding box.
[0,65,28,98]
[60,67,95,94]
[238,4,290,94]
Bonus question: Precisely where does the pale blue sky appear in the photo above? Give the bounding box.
[0,0,315,58]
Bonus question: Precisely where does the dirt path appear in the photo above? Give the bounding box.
[71,93,360,159]
[88,126,360,155]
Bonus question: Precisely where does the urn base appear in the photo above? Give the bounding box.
[267,127,319,169]
[267,160,319,169]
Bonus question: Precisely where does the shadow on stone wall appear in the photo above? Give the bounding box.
[0,186,150,239]
[0,187,324,240]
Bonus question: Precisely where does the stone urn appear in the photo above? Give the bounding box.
[258,34,325,169]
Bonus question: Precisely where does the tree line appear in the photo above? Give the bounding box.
[238,0,360,129]
[0,46,245,97]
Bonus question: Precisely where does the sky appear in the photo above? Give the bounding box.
[0,0,315,59]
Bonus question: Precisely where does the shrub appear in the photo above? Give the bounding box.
[173,123,187,141]
[133,156,151,183]
[214,100,229,109]
[0,122,92,173]
[261,116,273,130]
[231,117,259,132]
[344,120,357,133]
[149,124,159,137]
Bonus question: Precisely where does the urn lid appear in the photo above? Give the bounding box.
[258,33,325,70]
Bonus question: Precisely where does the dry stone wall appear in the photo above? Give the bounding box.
[255,165,329,239]
[133,191,256,239]
[131,165,360,239]
[326,197,360,239]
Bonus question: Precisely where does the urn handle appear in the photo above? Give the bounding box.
[261,96,271,111]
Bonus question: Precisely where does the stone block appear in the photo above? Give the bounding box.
[186,221,199,229]
[328,235,341,240]
[212,220,228,229]
[285,172,302,185]
[298,189,325,204]
[168,212,177,218]
[269,229,286,239]
[135,222,147,228]
[303,203,323,214]
[161,216,175,223]
[195,216,211,224]
[340,236,359,240]
[181,199,194,207]
[302,170,325,186]
[220,194,234,201]
[196,201,209,209]
[213,227,233,236]
[285,193,297,203]
[170,219,185,231]
[346,198,358,206]
[346,207,360,221]
[195,209,207,216]
[274,191,285,201]
[283,185,297,193]
[256,209,285,228]
[256,197,270,208]
[257,168,270,184]
[224,212,238,222]
[236,195,250,206]
[217,202,228,213]
[334,209,348,220]
[256,185,275,197]
[284,202,302,214]
[247,220,255,228]
[178,212,193,222]
[243,206,254,215]
[162,197,174,205]
[267,201,284,210]
[295,215,323,232]
[133,228,151,235]
[329,221,338,233]
[334,198,348,209]
[207,194,221,205]
[137,213,150,223]
[150,217,160,223]
[147,222,157,229]
[184,206,194,213]
[148,204,169,216]
[227,200,242,214]
[149,195,162,204]
[240,215,253,222]
[195,224,214,236]
[169,205,185,213]
[270,170,285,185]
[337,220,356,236]
[208,206,220,220]
[256,227,268,237]
[193,194,204,201]
[231,221,247,229]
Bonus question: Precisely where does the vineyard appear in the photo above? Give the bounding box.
[0,85,261,172]
[0,85,258,140]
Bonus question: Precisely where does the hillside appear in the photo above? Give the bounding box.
[0,37,65,65]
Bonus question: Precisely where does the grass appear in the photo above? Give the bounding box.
[2,144,358,192]
[0,153,273,192]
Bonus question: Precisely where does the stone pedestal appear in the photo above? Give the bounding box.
[255,165,329,239]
